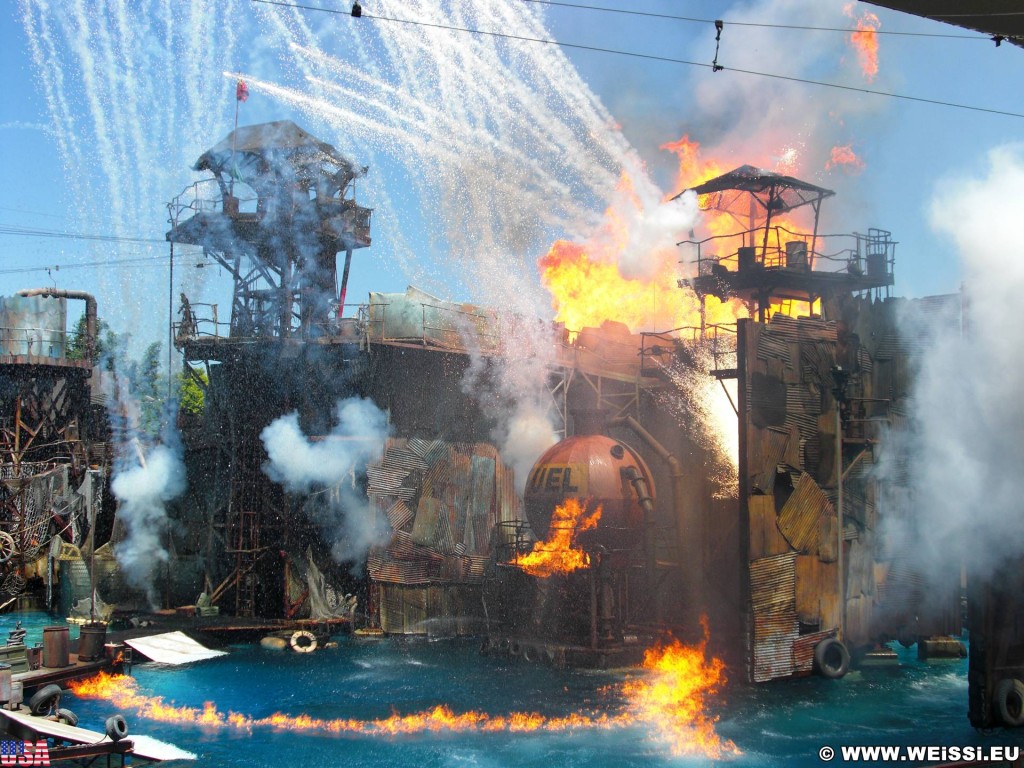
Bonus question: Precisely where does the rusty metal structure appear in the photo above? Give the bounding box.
[679,167,961,682]
[167,121,375,617]
[680,166,896,324]
[0,290,106,607]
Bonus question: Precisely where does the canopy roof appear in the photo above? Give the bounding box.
[193,120,362,178]
[863,1,1023,47]
[678,165,834,215]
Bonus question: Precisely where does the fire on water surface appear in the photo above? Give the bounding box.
[70,631,738,757]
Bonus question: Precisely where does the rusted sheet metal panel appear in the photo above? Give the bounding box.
[846,536,876,598]
[792,629,837,674]
[379,584,429,633]
[365,464,404,493]
[753,427,790,494]
[750,552,797,613]
[778,473,833,553]
[784,387,818,445]
[754,631,797,682]
[381,445,429,473]
[468,454,496,553]
[385,499,415,531]
[767,313,801,340]
[748,494,791,560]
[818,512,838,563]
[411,496,444,547]
[757,332,791,364]
[795,555,838,626]
[798,318,838,343]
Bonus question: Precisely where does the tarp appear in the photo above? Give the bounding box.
[124,631,227,665]
[0,706,195,761]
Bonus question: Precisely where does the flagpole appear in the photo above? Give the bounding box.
[231,90,239,197]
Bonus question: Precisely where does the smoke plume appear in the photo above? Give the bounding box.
[110,443,187,608]
[261,397,391,564]
[892,143,1024,583]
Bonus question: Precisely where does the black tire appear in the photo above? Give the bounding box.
[55,708,78,727]
[813,638,851,679]
[996,679,1024,727]
[105,714,129,742]
[28,684,63,716]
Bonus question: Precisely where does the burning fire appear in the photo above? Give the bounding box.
[622,626,739,759]
[516,497,600,577]
[826,144,865,173]
[71,629,738,759]
[845,3,881,81]
[70,672,618,735]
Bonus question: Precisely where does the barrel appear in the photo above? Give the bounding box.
[78,623,107,662]
[0,664,10,703]
[42,626,70,668]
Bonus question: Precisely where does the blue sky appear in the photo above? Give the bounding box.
[1,0,1022,354]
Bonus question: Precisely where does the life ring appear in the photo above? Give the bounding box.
[995,678,1024,727]
[28,684,63,716]
[813,638,850,679]
[289,630,318,653]
[105,714,129,742]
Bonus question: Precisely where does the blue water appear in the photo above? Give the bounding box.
[4,611,1023,767]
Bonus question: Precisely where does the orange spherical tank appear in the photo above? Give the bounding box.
[523,434,656,547]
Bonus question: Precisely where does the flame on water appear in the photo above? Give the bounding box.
[515,498,601,577]
[622,624,739,759]
[72,629,738,759]
[826,144,865,173]
[844,3,881,82]
[70,672,619,735]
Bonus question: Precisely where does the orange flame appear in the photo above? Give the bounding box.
[844,3,880,81]
[70,671,619,735]
[622,624,740,759]
[515,498,600,577]
[826,144,865,173]
[539,137,748,336]
[72,633,738,759]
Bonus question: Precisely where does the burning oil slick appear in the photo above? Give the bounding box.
[70,626,737,759]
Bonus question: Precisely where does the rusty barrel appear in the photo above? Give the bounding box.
[78,623,107,662]
[42,626,70,668]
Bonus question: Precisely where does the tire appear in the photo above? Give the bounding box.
[105,714,129,742]
[28,684,63,716]
[813,638,850,679]
[289,630,318,654]
[55,708,78,727]
[996,678,1024,727]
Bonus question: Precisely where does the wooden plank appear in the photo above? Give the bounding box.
[748,495,791,560]
[795,555,837,626]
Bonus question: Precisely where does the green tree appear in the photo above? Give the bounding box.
[178,365,207,416]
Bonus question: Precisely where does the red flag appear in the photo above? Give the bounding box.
[236,80,249,102]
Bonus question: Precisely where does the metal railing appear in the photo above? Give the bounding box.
[682,227,896,280]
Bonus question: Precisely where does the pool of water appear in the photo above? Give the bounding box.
[3,611,1022,767]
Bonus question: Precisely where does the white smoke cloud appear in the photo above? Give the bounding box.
[261,397,391,564]
[896,143,1024,581]
[111,443,187,608]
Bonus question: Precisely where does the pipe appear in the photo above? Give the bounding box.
[17,288,97,362]
[612,415,687,623]
[623,466,659,621]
